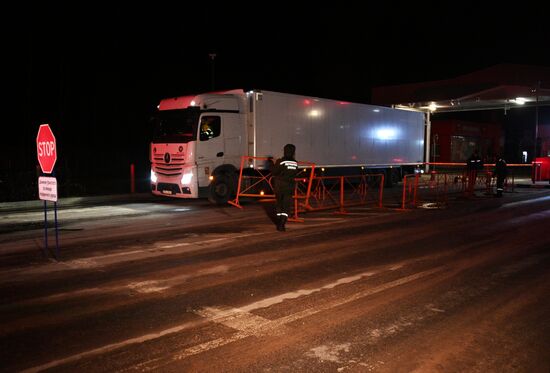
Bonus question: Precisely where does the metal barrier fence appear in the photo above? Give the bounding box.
[229,159,527,213]
[401,174,419,209]
[401,171,493,209]
[296,174,384,217]
[228,156,316,212]
[228,156,384,221]
[400,163,523,209]
[428,162,522,195]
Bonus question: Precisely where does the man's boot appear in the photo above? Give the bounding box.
[277,215,284,232]
[281,215,287,231]
[277,215,287,231]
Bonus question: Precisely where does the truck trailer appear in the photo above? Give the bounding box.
[150,89,425,203]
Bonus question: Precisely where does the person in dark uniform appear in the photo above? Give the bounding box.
[271,144,298,231]
[493,155,507,197]
[466,150,483,195]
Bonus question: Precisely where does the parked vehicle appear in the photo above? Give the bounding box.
[150,89,425,203]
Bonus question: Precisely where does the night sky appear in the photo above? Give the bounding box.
[4,4,550,200]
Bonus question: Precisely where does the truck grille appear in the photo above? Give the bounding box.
[152,154,184,175]
[154,165,183,176]
[153,155,185,164]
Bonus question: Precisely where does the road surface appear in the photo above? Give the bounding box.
[1,189,549,372]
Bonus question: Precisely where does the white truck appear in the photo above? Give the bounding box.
[150,89,425,203]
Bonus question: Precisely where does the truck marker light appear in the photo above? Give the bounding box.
[151,170,157,183]
[181,173,193,184]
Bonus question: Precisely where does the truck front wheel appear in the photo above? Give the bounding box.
[208,174,235,205]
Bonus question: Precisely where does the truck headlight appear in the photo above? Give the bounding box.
[181,172,193,184]
[151,170,157,183]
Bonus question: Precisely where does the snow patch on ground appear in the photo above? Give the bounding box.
[307,342,350,363]
[63,259,98,269]
[127,281,169,293]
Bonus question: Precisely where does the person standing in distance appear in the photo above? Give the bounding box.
[466,149,483,196]
[494,155,507,197]
[271,144,298,231]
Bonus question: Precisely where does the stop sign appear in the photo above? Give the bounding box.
[36,124,57,174]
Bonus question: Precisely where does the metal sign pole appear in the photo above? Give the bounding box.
[43,200,48,257]
[54,201,59,260]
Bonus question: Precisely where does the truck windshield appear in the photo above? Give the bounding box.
[151,108,200,143]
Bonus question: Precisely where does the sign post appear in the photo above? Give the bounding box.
[36,124,60,259]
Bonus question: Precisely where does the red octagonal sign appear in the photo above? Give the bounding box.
[36,124,57,174]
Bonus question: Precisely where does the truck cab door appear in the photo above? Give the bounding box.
[222,113,246,166]
[196,115,224,187]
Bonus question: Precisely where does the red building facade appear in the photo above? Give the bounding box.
[431,120,503,163]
